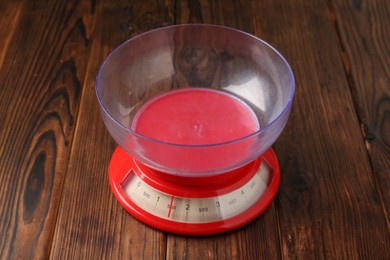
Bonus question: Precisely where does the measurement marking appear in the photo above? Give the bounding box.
[154,196,160,209]
[133,181,141,194]
[167,195,175,218]
[240,189,248,201]
[122,159,272,223]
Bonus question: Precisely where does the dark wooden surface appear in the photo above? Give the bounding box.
[0,0,388,259]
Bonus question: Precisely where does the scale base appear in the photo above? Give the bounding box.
[108,147,280,235]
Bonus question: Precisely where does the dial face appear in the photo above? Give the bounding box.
[121,159,272,224]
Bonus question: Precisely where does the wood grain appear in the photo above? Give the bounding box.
[0,0,95,259]
[167,214,281,259]
[250,0,390,258]
[49,1,173,259]
[176,0,254,32]
[330,0,390,221]
[0,0,24,71]
[167,1,281,259]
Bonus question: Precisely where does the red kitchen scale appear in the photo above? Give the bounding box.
[96,25,294,235]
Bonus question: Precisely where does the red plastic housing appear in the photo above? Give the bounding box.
[108,146,280,235]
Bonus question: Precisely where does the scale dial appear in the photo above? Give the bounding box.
[109,147,280,235]
[123,160,270,223]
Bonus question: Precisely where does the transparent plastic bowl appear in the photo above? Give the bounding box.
[96,24,295,176]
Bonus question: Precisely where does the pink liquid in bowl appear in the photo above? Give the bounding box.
[131,88,259,174]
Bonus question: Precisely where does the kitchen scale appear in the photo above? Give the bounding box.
[96,24,294,235]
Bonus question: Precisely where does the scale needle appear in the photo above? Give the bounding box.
[167,196,175,218]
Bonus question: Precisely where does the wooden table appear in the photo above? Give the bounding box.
[1,0,389,259]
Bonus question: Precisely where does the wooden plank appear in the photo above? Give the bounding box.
[0,0,24,71]
[167,1,281,259]
[49,1,173,259]
[167,217,281,259]
[176,0,254,31]
[330,0,390,219]
[0,0,96,259]
[250,0,390,258]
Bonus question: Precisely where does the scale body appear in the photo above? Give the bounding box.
[109,146,280,235]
